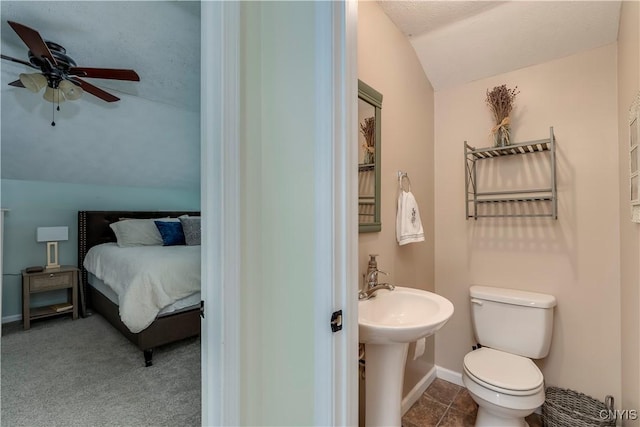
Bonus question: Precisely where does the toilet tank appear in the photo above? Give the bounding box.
[470,285,557,359]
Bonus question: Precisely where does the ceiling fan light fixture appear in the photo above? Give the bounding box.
[59,80,83,101]
[43,86,65,104]
[19,73,46,93]
[4,21,139,111]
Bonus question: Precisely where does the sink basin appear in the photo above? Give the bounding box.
[359,286,454,426]
[359,286,454,344]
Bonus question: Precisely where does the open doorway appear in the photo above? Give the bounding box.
[1,1,203,424]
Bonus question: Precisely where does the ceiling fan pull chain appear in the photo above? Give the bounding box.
[51,98,56,127]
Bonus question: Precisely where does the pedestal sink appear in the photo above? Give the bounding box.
[359,286,454,427]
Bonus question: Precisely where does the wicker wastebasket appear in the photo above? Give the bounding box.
[542,386,615,427]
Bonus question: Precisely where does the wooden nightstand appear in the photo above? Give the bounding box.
[22,265,79,330]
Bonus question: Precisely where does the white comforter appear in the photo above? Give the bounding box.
[83,243,200,333]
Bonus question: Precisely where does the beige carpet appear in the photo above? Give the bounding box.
[1,314,200,427]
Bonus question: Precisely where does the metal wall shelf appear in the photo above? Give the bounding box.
[465,127,557,219]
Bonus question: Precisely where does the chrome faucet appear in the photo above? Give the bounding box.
[365,268,388,289]
[359,254,394,300]
[359,281,395,300]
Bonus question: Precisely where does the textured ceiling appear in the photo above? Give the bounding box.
[378,1,622,91]
[378,1,507,37]
[0,1,624,189]
[1,1,201,189]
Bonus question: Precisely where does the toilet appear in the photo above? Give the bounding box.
[462,285,557,427]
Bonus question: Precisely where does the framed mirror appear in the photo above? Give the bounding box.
[358,80,382,233]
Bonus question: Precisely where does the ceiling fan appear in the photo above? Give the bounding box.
[1,21,140,124]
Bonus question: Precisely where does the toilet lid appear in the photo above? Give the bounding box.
[464,347,543,392]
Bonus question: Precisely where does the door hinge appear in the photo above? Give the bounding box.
[200,300,205,318]
[330,310,343,332]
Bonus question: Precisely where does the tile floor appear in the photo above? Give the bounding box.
[402,378,543,427]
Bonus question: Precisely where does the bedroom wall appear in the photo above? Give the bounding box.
[434,43,621,400]
[1,178,200,321]
[617,2,640,423]
[357,0,436,403]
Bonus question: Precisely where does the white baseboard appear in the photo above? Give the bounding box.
[401,366,437,415]
[2,314,21,324]
[402,365,464,414]
[436,365,464,386]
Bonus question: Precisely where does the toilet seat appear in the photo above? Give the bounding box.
[463,347,544,396]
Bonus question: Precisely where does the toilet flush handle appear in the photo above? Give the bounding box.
[470,298,484,305]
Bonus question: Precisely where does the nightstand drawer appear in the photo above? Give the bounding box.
[30,272,73,292]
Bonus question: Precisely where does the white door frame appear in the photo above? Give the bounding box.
[312,1,359,425]
[200,1,240,425]
[200,1,358,425]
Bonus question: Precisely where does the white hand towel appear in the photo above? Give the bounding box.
[396,190,425,245]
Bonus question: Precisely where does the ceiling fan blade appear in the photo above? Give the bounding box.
[69,77,120,102]
[69,67,140,81]
[8,79,25,88]
[7,21,57,66]
[1,54,38,69]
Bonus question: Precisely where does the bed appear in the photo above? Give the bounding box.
[78,210,201,367]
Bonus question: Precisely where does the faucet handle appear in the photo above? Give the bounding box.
[377,270,388,276]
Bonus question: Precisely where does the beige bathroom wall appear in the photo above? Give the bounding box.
[618,2,640,424]
[357,0,436,397]
[434,44,621,401]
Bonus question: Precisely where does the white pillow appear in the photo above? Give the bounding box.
[110,218,171,247]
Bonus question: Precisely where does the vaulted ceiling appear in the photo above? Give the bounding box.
[378,1,622,91]
[0,1,623,190]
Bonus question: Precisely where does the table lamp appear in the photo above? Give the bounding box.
[36,226,68,270]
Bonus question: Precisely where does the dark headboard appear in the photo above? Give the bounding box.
[77,210,200,316]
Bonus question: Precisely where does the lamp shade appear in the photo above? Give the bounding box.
[59,80,83,101]
[43,86,65,103]
[36,226,68,242]
[19,73,47,93]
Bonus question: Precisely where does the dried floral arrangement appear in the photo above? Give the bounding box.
[486,84,520,126]
[360,116,375,162]
[486,84,520,146]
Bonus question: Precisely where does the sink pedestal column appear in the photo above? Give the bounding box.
[365,342,409,427]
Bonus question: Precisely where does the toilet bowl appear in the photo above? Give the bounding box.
[462,347,544,426]
[465,286,556,427]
